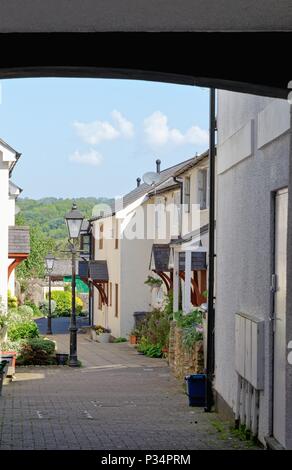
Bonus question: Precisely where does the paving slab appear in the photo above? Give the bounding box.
[0,334,261,450]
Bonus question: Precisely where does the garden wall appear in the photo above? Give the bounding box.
[168,321,204,380]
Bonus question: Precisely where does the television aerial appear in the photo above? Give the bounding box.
[142,171,161,187]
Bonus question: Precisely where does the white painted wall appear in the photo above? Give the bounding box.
[0,144,17,308]
[215,90,290,446]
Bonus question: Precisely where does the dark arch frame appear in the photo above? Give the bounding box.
[0,33,290,99]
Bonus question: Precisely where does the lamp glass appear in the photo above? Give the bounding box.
[64,203,84,240]
[45,253,55,271]
[66,217,83,239]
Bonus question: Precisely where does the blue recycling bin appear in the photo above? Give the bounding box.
[185,374,206,407]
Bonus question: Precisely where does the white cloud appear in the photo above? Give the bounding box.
[69,149,103,167]
[73,111,134,145]
[144,111,208,147]
[111,110,134,138]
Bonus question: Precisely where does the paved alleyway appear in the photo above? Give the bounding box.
[0,334,260,450]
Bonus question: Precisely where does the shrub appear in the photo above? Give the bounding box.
[24,300,42,317]
[49,291,83,316]
[113,337,127,343]
[0,339,22,353]
[8,290,18,309]
[17,337,56,365]
[39,299,57,316]
[17,305,34,321]
[173,309,204,350]
[137,337,163,358]
[138,309,170,349]
[8,321,39,342]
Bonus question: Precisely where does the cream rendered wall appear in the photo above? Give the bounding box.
[181,159,209,237]
[120,236,153,337]
[93,215,121,337]
[93,211,153,338]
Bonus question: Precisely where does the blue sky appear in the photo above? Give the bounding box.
[0,78,209,199]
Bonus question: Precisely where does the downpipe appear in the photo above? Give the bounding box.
[205,88,216,412]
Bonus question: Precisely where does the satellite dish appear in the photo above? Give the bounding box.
[142,171,161,186]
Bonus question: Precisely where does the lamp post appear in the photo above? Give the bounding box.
[64,202,84,367]
[45,253,55,335]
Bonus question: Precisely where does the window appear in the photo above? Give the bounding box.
[115,283,119,317]
[80,234,90,259]
[109,282,112,306]
[184,176,191,212]
[99,223,104,250]
[115,219,119,249]
[197,169,207,210]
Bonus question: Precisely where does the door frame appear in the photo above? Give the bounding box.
[270,186,288,445]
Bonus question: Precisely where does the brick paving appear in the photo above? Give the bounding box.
[0,334,260,450]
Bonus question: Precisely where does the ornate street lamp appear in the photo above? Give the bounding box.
[45,253,55,335]
[64,202,84,367]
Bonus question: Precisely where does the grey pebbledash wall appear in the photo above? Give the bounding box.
[215,90,291,446]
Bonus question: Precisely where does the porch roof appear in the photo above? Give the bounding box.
[79,260,109,282]
[8,226,30,256]
[149,244,171,271]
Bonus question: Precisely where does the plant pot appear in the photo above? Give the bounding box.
[97,332,111,343]
[91,329,98,341]
[55,353,69,365]
[129,335,137,345]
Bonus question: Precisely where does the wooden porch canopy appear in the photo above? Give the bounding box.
[8,226,30,279]
[49,258,109,306]
[149,243,207,306]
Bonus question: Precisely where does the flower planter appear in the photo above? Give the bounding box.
[91,329,98,341]
[97,332,111,343]
[129,335,137,345]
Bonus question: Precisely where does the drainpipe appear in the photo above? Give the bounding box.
[205,88,216,412]
[173,176,183,238]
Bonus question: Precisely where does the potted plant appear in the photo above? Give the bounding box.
[91,325,111,343]
[97,326,111,343]
[129,327,139,345]
[144,275,163,289]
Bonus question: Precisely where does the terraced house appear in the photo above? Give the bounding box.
[89,151,210,338]
[0,138,30,309]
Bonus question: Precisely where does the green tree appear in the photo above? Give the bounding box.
[16,225,56,279]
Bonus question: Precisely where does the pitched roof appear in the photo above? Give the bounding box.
[90,150,208,221]
[0,137,21,175]
[79,260,109,282]
[150,244,171,271]
[50,259,76,279]
[8,226,30,255]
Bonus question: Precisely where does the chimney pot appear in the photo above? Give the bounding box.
[156,159,161,173]
[136,177,141,187]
